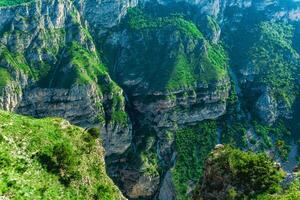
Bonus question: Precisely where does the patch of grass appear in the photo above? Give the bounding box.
[0,67,11,88]
[127,8,203,39]
[0,45,33,77]
[166,53,196,90]
[0,110,123,199]
[140,137,159,177]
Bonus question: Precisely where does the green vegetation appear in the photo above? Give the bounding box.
[111,110,127,126]
[0,67,11,88]
[221,122,248,148]
[255,179,300,200]
[0,110,123,199]
[206,16,220,35]
[166,54,196,90]
[172,121,217,200]
[194,146,285,200]
[45,42,107,88]
[166,42,227,90]
[106,7,228,93]
[223,147,284,195]
[200,43,228,82]
[0,0,32,7]
[69,42,105,83]
[252,121,291,159]
[126,9,203,39]
[248,22,300,105]
[140,136,159,177]
[0,45,33,77]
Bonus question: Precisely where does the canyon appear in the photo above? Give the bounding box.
[1,0,300,199]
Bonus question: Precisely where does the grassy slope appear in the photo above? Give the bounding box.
[0,110,123,200]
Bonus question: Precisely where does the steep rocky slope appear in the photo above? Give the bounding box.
[0,110,125,199]
[0,0,132,156]
[101,5,230,199]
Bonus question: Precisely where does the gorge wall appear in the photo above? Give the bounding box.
[1,0,300,200]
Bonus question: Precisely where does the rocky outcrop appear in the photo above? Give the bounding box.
[132,81,229,132]
[15,83,132,156]
[256,90,292,125]
[74,0,138,36]
[16,85,102,126]
[193,145,285,200]
[0,71,27,111]
[158,171,176,200]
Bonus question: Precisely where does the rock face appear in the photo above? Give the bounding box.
[101,7,230,198]
[0,0,132,156]
[158,171,176,200]
[74,0,138,36]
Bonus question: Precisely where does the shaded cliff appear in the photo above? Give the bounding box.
[101,5,230,199]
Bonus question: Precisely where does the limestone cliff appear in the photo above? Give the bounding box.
[0,0,132,156]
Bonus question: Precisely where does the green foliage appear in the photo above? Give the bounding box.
[126,8,203,39]
[0,45,33,77]
[140,137,159,177]
[0,110,123,199]
[227,148,284,194]
[172,121,217,200]
[248,22,300,104]
[210,146,285,198]
[206,16,220,35]
[68,42,106,84]
[166,53,196,90]
[228,187,238,200]
[106,7,228,93]
[0,0,32,7]
[253,121,273,148]
[221,122,248,148]
[252,121,291,159]
[200,43,228,83]
[255,179,300,200]
[165,43,227,90]
[46,42,107,88]
[111,110,127,126]
[0,67,11,88]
